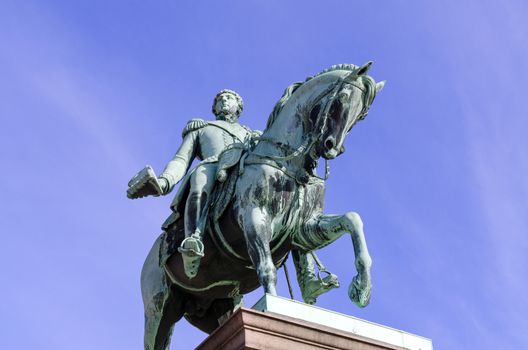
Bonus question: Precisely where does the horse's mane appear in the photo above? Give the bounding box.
[265,81,303,129]
[265,64,360,129]
[316,64,378,112]
[313,63,358,78]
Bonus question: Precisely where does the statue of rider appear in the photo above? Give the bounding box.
[127,89,338,302]
[128,89,254,278]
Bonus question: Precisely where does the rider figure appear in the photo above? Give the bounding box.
[158,89,255,278]
[128,90,339,302]
[127,89,254,278]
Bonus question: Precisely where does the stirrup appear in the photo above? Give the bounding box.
[178,234,205,257]
[178,234,204,279]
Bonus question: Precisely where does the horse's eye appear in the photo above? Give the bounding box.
[338,93,350,103]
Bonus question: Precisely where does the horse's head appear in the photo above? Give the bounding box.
[262,63,385,166]
[311,62,385,159]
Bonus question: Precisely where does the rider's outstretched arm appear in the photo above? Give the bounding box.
[158,131,198,194]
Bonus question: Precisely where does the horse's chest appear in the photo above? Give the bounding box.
[300,182,325,218]
[265,175,297,215]
[257,172,325,217]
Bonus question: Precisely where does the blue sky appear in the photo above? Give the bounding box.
[1,1,527,349]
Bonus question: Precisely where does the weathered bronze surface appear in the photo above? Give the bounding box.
[127,63,384,350]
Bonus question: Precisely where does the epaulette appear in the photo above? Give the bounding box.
[182,118,208,138]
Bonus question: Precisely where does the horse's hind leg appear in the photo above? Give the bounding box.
[141,235,185,350]
[294,212,372,307]
[292,249,339,304]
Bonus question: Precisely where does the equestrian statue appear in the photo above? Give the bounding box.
[127,63,384,350]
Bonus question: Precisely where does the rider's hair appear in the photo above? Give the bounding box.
[212,89,244,118]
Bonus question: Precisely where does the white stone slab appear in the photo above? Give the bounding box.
[252,294,433,350]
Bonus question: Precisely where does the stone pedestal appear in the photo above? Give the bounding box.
[196,294,433,350]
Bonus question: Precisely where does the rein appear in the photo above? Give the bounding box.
[249,73,365,183]
[255,134,316,162]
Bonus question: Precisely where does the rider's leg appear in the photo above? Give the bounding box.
[184,164,217,240]
[180,163,217,278]
[292,249,339,304]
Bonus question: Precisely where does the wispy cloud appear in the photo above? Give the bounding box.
[1,10,137,178]
[423,1,528,346]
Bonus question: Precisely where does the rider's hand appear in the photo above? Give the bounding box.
[127,181,157,199]
[127,166,163,199]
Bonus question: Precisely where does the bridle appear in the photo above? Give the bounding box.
[251,70,372,181]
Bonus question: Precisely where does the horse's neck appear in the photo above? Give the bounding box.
[257,108,306,158]
[254,75,338,171]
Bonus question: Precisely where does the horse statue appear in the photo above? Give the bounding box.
[140,62,384,350]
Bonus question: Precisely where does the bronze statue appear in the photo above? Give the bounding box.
[129,89,258,278]
[128,63,384,350]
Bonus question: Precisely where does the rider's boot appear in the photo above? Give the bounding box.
[292,250,340,304]
[179,191,208,279]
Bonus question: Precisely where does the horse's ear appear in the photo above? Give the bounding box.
[375,80,386,93]
[357,61,373,75]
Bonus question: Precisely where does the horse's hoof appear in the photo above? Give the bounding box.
[322,273,340,289]
[301,273,340,305]
[348,275,371,308]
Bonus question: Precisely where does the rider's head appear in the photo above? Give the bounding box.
[212,89,243,122]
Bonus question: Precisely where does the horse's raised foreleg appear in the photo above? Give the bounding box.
[294,212,372,307]
[239,207,277,295]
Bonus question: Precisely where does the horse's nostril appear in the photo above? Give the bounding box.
[325,138,335,150]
